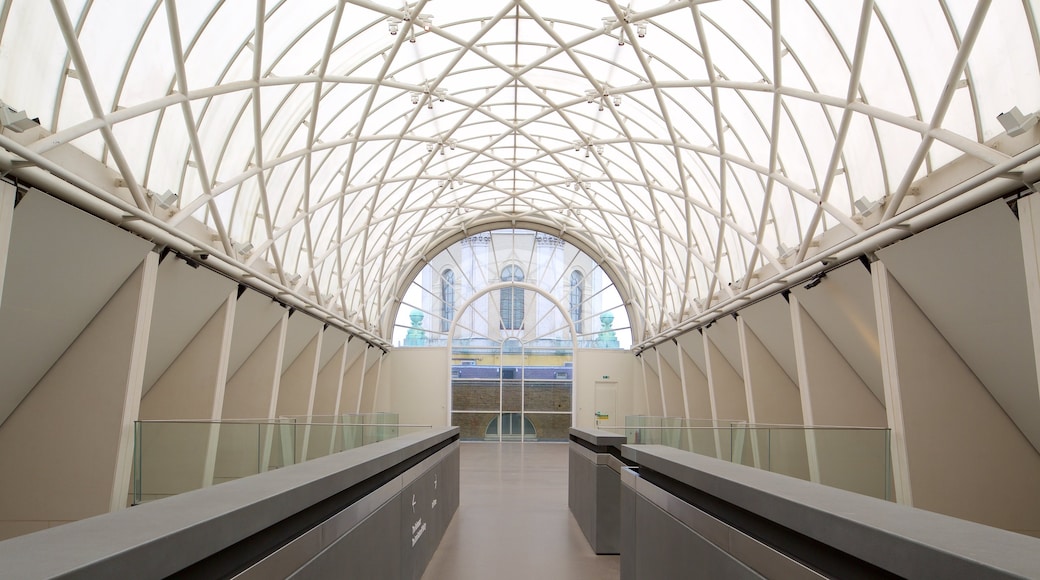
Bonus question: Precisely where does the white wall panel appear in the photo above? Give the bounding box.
[706,316,743,380]
[656,347,684,418]
[360,351,384,413]
[226,290,285,379]
[389,348,450,427]
[739,295,799,384]
[340,339,368,415]
[737,317,803,426]
[280,315,323,376]
[142,257,236,396]
[140,291,236,420]
[679,341,712,421]
[737,316,809,479]
[790,295,886,427]
[791,295,887,495]
[277,328,322,419]
[139,291,236,494]
[309,337,348,459]
[879,199,1040,454]
[223,312,286,420]
[640,354,664,416]
[874,262,1040,535]
[313,336,347,418]
[0,253,156,540]
[791,262,884,402]
[277,321,323,459]
[703,329,749,425]
[676,331,707,374]
[0,191,151,427]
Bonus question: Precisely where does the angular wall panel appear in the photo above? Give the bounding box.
[0,191,151,427]
[874,263,1040,535]
[0,253,157,539]
[142,257,237,396]
[879,199,1040,454]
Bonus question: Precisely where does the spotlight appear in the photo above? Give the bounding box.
[804,273,826,290]
[637,22,647,38]
[233,240,253,255]
[613,95,621,107]
[410,93,420,105]
[151,189,179,209]
[0,103,39,133]
[998,106,1038,137]
[387,18,400,35]
[426,142,435,153]
[595,144,604,155]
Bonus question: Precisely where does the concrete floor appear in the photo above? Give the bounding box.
[422,442,621,580]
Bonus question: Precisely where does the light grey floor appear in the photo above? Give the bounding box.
[422,442,621,580]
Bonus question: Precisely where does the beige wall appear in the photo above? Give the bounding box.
[388,348,450,427]
[875,263,1040,534]
[0,254,156,539]
[575,348,637,429]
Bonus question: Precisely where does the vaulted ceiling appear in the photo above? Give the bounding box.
[1,0,1038,348]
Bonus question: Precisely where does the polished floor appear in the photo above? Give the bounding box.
[422,442,621,580]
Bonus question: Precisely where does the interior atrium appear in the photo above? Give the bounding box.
[1,0,1040,554]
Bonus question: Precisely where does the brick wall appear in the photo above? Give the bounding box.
[451,379,572,440]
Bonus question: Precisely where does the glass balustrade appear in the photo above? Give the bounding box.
[609,416,892,500]
[132,414,426,504]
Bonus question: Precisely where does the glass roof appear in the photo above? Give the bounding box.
[0,0,1038,348]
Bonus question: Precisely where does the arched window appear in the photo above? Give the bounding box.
[500,265,524,330]
[441,269,455,332]
[485,413,537,441]
[570,270,584,334]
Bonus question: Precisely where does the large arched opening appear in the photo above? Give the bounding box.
[391,229,632,439]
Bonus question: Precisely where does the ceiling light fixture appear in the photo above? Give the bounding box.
[387,18,400,35]
[151,189,179,209]
[0,102,39,133]
[998,106,1038,137]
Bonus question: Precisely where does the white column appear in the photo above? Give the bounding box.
[1020,194,1040,405]
[871,262,914,505]
[0,181,15,309]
